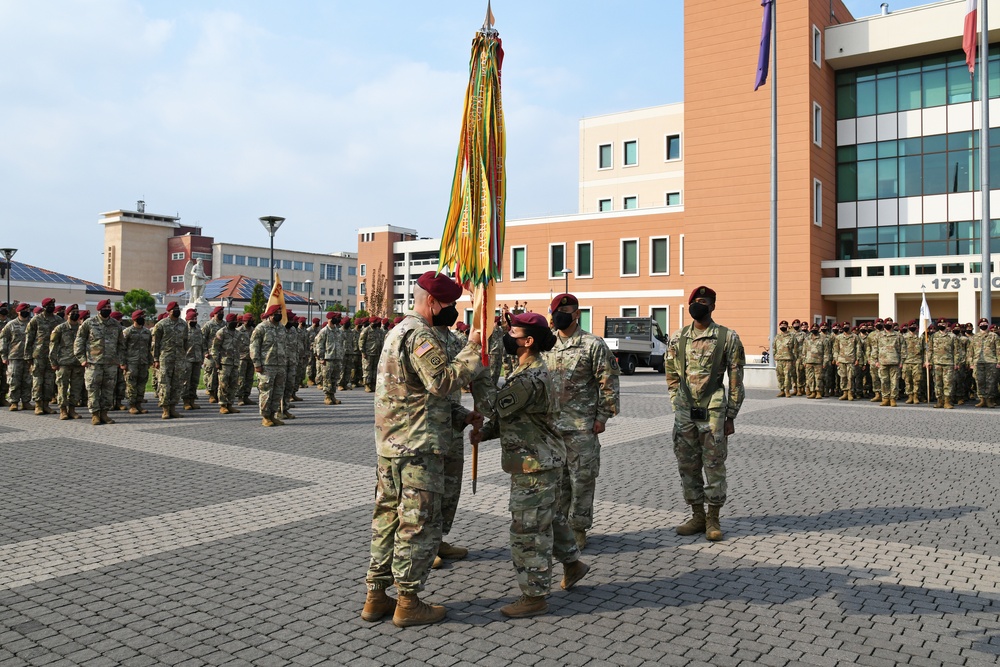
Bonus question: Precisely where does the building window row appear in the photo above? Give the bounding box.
[170,275,184,283]
[320,263,344,281]
[597,134,682,170]
[837,220,1000,260]
[171,252,185,261]
[221,254,314,272]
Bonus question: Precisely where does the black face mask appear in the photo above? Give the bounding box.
[136,318,145,326]
[271,314,282,323]
[811,330,819,336]
[45,306,55,314]
[688,302,710,322]
[69,312,79,322]
[552,311,575,331]
[228,321,237,330]
[189,320,197,328]
[171,309,181,318]
[909,327,916,333]
[793,326,800,331]
[779,326,787,332]
[432,305,459,328]
[100,309,112,319]
[502,333,522,355]
[875,324,884,330]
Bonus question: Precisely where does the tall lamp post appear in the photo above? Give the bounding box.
[1,248,17,305]
[561,268,573,295]
[304,280,313,322]
[258,216,285,287]
[225,296,234,316]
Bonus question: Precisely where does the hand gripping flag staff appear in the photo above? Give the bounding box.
[437,2,506,494]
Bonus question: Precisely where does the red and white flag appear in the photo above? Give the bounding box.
[964,0,978,75]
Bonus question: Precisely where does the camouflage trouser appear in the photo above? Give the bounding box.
[281,361,297,413]
[837,362,855,393]
[238,358,254,401]
[257,364,285,418]
[804,363,822,394]
[218,363,240,407]
[774,360,794,392]
[0,355,7,403]
[125,362,149,407]
[157,355,186,408]
[366,453,443,595]
[509,468,580,597]
[824,363,837,394]
[352,354,363,385]
[673,411,728,507]
[55,364,84,409]
[931,364,954,400]
[114,366,126,406]
[321,359,342,401]
[558,430,600,531]
[878,364,900,398]
[795,360,806,390]
[6,359,31,405]
[339,354,354,388]
[441,435,464,536]
[490,357,502,386]
[203,357,220,398]
[307,354,317,384]
[30,357,55,405]
[182,361,201,402]
[976,362,997,400]
[902,363,923,397]
[84,363,117,413]
[364,354,379,390]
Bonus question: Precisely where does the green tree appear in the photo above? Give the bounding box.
[244,282,267,319]
[326,302,347,312]
[353,309,369,319]
[115,289,157,317]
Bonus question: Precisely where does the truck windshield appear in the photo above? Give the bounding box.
[608,320,651,336]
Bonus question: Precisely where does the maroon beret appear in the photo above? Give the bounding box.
[55,305,66,313]
[66,304,78,312]
[210,306,224,317]
[131,309,145,320]
[312,317,320,325]
[166,301,179,311]
[225,313,237,323]
[779,320,788,326]
[110,311,123,321]
[875,318,884,324]
[263,304,281,318]
[511,312,549,329]
[41,297,55,307]
[157,312,168,321]
[382,318,390,325]
[32,306,42,314]
[184,310,198,321]
[79,310,90,319]
[97,299,111,310]
[688,286,716,305]
[15,303,29,313]
[342,318,351,325]
[326,311,336,320]
[416,271,463,303]
[550,293,578,313]
[980,317,990,324]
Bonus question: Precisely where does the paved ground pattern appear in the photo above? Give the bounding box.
[1,374,999,666]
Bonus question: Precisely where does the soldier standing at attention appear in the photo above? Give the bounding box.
[970,317,999,408]
[250,304,287,427]
[122,309,153,414]
[876,318,903,407]
[362,272,483,628]
[925,320,958,409]
[833,321,860,401]
[901,320,925,404]
[867,318,885,402]
[73,299,125,425]
[545,293,620,550]
[109,311,127,410]
[201,306,226,404]
[182,310,204,410]
[49,304,84,419]
[1,303,32,411]
[25,297,60,414]
[152,302,189,419]
[339,317,357,390]
[211,313,244,414]
[359,317,385,392]
[802,324,824,399]
[666,286,745,542]
[237,314,255,405]
[773,320,795,397]
[790,319,806,396]
[280,312,300,420]
[0,303,9,406]
[479,312,589,619]
[315,311,344,405]
[307,317,321,387]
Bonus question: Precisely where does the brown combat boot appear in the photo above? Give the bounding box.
[976,397,987,408]
[431,555,443,569]
[438,542,469,560]
[169,405,183,418]
[261,416,276,427]
[208,394,218,404]
[324,396,334,405]
[59,406,70,420]
[676,505,707,536]
[8,403,18,411]
[361,588,396,622]
[219,406,232,414]
[281,411,296,420]
[870,392,882,403]
[706,506,724,541]
[100,411,115,425]
[271,415,285,426]
[776,390,785,398]
[91,413,102,425]
[905,394,914,404]
[848,391,855,401]
[880,397,890,406]
[162,408,171,420]
[934,397,943,408]
[839,391,848,401]
[944,397,954,409]
[561,559,590,590]
[500,595,548,619]
[34,404,45,415]
[889,398,897,407]
[574,529,587,550]
[392,593,446,628]
[68,406,82,419]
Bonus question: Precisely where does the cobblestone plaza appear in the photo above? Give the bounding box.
[1,374,999,666]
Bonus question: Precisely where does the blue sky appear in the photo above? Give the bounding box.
[0,0,935,283]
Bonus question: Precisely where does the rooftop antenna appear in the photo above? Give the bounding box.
[137,199,145,213]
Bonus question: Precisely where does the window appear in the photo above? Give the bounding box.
[666,134,681,161]
[812,25,822,68]
[348,286,357,295]
[651,237,669,275]
[282,259,292,270]
[623,140,638,166]
[623,196,638,210]
[360,264,366,277]
[549,243,565,279]
[666,192,681,206]
[813,179,823,227]
[235,255,246,265]
[282,281,292,291]
[598,199,612,212]
[337,289,342,296]
[293,261,303,271]
[511,246,526,280]
[598,143,612,169]
[651,307,669,335]
[247,256,258,267]
[578,308,592,333]
[813,102,822,147]
[576,242,593,278]
[679,234,685,275]
[621,239,639,276]
[191,252,212,262]
[222,254,234,264]
[621,307,638,317]
[360,282,366,295]
[171,252,185,261]
[304,262,313,272]
[293,282,304,292]
[320,288,326,296]
[170,275,184,283]
[349,266,357,276]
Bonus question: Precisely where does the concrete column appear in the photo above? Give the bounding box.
[959,285,978,323]
[877,290,897,321]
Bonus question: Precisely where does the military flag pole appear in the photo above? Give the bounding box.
[979,0,992,322]
[438,1,507,494]
[919,287,932,404]
[755,0,778,368]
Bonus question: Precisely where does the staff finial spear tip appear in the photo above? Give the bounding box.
[483,0,495,31]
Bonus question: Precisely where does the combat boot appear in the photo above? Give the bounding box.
[111,404,123,411]
[848,391,855,401]
[91,413,102,425]
[162,408,172,420]
[500,595,547,619]
[361,588,396,622]
[183,398,193,410]
[438,542,469,560]
[281,411,296,420]
[889,398,897,407]
[561,559,590,590]
[705,506,724,541]
[324,396,334,405]
[208,394,218,404]
[392,593,446,628]
[870,392,882,403]
[100,411,115,425]
[976,397,987,408]
[169,405,183,419]
[880,397,890,406]
[944,397,954,409]
[989,398,998,408]
[776,390,785,398]
[839,391,848,401]
[676,505,706,536]
[261,416,276,427]
[431,555,443,569]
[271,415,285,426]
[905,394,914,404]
[228,406,240,414]
[934,397,943,408]
[8,403,17,411]
[59,406,69,420]
[68,406,82,419]
[220,406,232,414]
[34,404,46,415]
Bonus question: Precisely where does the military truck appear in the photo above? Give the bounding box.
[603,317,668,375]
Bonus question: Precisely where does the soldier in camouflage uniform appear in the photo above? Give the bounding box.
[802,324,825,399]
[339,317,358,390]
[181,310,204,410]
[152,302,189,419]
[666,286,745,542]
[901,321,926,404]
[314,311,344,405]
[250,304,288,426]
[49,304,84,419]
[237,314,255,405]
[306,317,320,386]
[122,309,153,414]
[359,318,386,392]
[1,303,32,410]
[109,311,128,410]
[0,303,9,407]
[866,319,885,401]
[790,319,806,396]
[954,324,972,404]
[832,322,860,401]
[479,311,589,619]
[201,307,226,404]
[545,293,620,550]
[73,299,125,425]
[772,320,795,397]
[969,317,999,408]
[298,318,311,392]
[25,297,60,414]
[925,320,957,408]
[488,319,505,386]
[362,272,483,628]
[211,313,244,414]
[280,313,300,419]
[875,318,902,407]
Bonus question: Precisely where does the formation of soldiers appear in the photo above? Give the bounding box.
[772,317,1000,408]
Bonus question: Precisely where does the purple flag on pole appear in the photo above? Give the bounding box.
[754,0,774,91]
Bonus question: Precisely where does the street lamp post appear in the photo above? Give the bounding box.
[561,268,573,295]
[258,216,285,287]
[304,280,313,322]
[0,248,17,305]
[226,296,234,316]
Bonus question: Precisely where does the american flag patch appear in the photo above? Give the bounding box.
[415,342,434,357]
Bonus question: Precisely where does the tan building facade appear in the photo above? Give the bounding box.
[100,205,182,295]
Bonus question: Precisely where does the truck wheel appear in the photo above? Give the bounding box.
[622,355,636,375]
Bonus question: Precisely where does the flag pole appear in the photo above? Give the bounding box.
[769,0,778,369]
[980,0,993,322]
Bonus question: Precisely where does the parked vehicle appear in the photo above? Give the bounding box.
[603,317,668,375]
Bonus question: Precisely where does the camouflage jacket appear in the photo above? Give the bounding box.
[955,334,970,367]
[772,331,795,361]
[185,321,205,362]
[876,330,902,365]
[343,327,359,355]
[821,332,834,364]
[152,317,189,361]
[792,330,807,360]
[866,330,883,364]
[969,330,999,365]
[25,312,60,362]
[74,315,124,366]
[122,324,153,365]
[0,317,30,361]
[802,334,825,364]
[665,321,746,421]
[488,326,505,370]
[901,331,925,364]
[283,325,300,362]
[211,326,244,365]
[48,321,81,366]
[833,332,860,364]
[299,326,311,361]
[543,327,621,431]
[359,326,385,356]
[250,320,287,367]
[201,319,225,358]
[481,355,565,474]
[237,324,253,359]
[314,324,344,360]
[926,330,956,365]
[374,314,481,458]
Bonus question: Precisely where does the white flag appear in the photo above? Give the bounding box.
[918,292,932,336]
